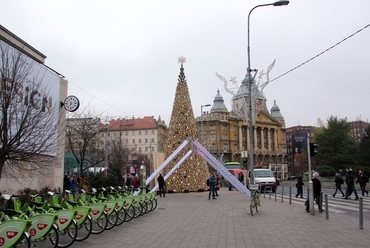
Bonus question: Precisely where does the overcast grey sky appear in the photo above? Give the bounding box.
[1,0,369,127]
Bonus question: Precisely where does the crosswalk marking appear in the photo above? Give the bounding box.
[268,194,370,214]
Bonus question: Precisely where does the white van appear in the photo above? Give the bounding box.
[249,169,277,193]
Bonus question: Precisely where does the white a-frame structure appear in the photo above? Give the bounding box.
[146,138,251,197]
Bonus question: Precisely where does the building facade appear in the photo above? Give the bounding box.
[197,74,287,178]
[98,116,167,174]
[0,25,68,191]
[349,120,369,142]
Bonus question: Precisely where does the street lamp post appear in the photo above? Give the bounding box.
[247,0,289,186]
[146,139,154,176]
[201,104,211,145]
[104,123,109,177]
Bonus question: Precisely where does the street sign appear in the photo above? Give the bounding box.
[242,151,248,158]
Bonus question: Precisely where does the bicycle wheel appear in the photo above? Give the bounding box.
[115,208,126,226]
[105,209,118,230]
[146,200,153,212]
[75,215,92,242]
[133,203,143,218]
[57,219,77,248]
[125,206,135,222]
[250,197,256,216]
[151,198,157,211]
[91,212,108,234]
[48,224,59,248]
[140,201,148,215]
[13,232,31,248]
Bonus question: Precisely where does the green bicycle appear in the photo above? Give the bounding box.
[249,184,260,216]
[1,193,59,248]
[0,210,32,248]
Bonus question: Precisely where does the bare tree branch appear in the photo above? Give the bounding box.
[0,40,63,178]
[65,105,104,176]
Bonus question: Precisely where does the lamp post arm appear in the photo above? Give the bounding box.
[247,1,288,185]
[247,3,274,74]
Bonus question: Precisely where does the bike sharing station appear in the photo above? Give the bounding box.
[146,138,251,198]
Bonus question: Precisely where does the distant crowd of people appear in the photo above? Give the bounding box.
[300,167,368,212]
[123,174,140,189]
[63,174,88,198]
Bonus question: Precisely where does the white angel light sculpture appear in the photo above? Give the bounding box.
[216,59,276,125]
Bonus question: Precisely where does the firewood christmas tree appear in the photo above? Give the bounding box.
[163,57,210,192]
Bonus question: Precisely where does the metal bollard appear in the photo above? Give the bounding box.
[269,189,271,200]
[359,198,363,229]
[289,186,291,205]
[281,186,284,203]
[325,194,329,219]
[319,192,323,213]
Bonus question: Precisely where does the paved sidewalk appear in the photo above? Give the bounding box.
[73,189,367,248]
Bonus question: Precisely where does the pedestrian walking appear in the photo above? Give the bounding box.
[356,169,369,197]
[63,174,71,197]
[132,176,139,190]
[125,174,132,188]
[208,173,216,200]
[238,172,244,185]
[332,173,345,197]
[214,173,220,196]
[70,175,78,199]
[305,172,322,212]
[157,174,166,197]
[295,176,304,198]
[344,168,359,200]
[79,175,88,191]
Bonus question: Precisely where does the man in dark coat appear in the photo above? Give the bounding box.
[344,168,359,200]
[63,174,71,196]
[357,169,369,197]
[295,176,304,198]
[157,174,166,197]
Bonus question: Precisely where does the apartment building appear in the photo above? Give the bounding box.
[98,116,167,172]
[349,119,369,142]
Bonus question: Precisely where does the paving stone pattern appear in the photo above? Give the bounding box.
[72,189,368,248]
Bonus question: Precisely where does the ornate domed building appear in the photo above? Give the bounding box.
[197,73,287,178]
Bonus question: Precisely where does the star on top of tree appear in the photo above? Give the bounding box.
[178,56,186,65]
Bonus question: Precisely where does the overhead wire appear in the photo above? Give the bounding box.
[269,23,370,83]
[67,79,133,118]
[67,23,370,123]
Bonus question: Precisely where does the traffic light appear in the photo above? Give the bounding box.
[242,158,247,169]
[309,142,318,157]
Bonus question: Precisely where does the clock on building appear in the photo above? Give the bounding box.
[62,95,80,112]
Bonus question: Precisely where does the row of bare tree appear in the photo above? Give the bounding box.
[65,108,151,177]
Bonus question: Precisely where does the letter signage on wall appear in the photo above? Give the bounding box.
[0,40,60,155]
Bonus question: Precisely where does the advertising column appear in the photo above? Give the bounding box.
[291,132,308,175]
